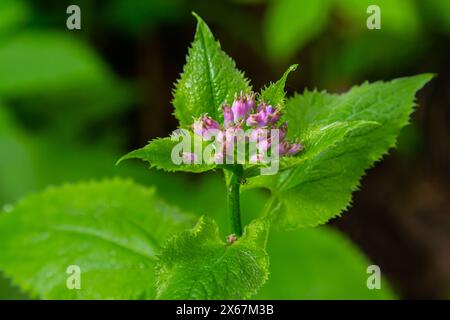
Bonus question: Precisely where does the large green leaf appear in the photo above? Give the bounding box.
[173,13,251,126]
[246,74,432,228]
[0,179,194,299]
[155,217,269,299]
[256,227,395,299]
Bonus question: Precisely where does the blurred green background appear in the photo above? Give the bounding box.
[0,0,449,299]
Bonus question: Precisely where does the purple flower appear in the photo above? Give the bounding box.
[279,122,288,141]
[193,115,219,140]
[231,93,255,122]
[244,93,255,113]
[254,104,281,127]
[256,109,270,127]
[231,97,247,122]
[182,152,197,164]
[270,109,282,125]
[223,105,233,128]
[279,141,303,156]
[288,142,303,155]
[246,113,259,127]
[187,90,303,166]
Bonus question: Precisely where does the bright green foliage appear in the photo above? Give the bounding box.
[0,104,36,202]
[0,0,29,37]
[0,32,118,96]
[259,64,298,107]
[264,0,331,61]
[117,137,216,173]
[155,217,269,299]
[246,74,432,228]
[0,179,194,299]
[257,227,395,299]
[173,13,251,127]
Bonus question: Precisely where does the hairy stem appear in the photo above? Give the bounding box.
[226,165,243,236]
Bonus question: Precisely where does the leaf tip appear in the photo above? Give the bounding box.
[191,11,204,24]
[288,64,299,72]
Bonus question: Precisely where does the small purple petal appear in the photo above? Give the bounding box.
[203,116,219,130]
[246,114,259,127]
[223,105,233,128]
[257,137,271,152]
[256,108,270,127]
[279,140,291,156]
[287,143,303,155]
[244,94,256,113]
[193,116,220,140]
[270,109,282,124]
[279,122,288,141]
[182,152,197,164]
[231,98,247,122]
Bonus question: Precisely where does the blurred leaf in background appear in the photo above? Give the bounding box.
[0,0,30,37]
[264,0,331,62]
[0,31,133,140]
[257,227,395,299]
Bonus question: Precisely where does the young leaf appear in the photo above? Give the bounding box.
[0,179,194,299]
[259,64,298,107]
[246,74,432,228]
[173,13,251,126]
[117,137,216,173]
[155,217,269,299]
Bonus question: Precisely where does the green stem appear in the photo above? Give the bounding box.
[226,165,243,236]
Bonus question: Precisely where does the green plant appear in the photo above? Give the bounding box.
[0,14,432,299]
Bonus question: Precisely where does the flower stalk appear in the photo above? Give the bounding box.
[226,165,244,237]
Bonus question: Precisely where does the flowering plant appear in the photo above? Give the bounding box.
[0,14,432,299]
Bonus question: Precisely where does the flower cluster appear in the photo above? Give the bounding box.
[191,92,303,164]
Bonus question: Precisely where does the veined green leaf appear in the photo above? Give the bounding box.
[155,217,269,299]
[173,13,251,126]
[246,74,433,228]
[117,136,216,173]
[0,179,194,299]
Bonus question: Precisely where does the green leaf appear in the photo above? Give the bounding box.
[0,31,132,136]
[173,13,251,126]
[118,137,216,173]
[246,74,433,228]
[0,103,36,202]
[264,0,331,61]
[0,32,118,96]
[0,179,194,299]
[256,227,395,299]
[155,217,269,299]
[259,64,297,107]
[0,0,30,38]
